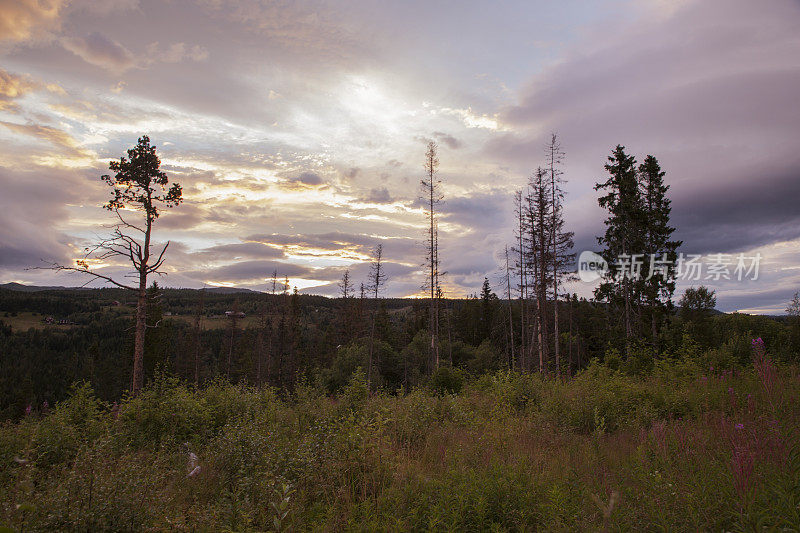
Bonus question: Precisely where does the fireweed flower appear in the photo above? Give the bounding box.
[735,423,744,430]
[751,337,777,407]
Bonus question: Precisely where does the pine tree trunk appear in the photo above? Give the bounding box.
[132,284,146,395]
[624,276,632,358]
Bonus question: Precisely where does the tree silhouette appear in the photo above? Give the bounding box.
[367,244,387,387]
[421,141,443,371]
[595,145,644,356]
[45,135,182,395]
[638,155,681,347]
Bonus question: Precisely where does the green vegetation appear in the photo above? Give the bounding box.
[1,341,797,531]
[2,283,800,421]
[1,142,798,530]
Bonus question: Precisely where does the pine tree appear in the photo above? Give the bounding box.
[143,281,167,382]
[46,136,182,395]
[525,167,551,372]
[595,145,646,356]
[479,277,495,343]
[638,155,681,347]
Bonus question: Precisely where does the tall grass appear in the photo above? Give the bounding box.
[1,346,798,531]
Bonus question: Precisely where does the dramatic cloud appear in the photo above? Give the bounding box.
[0,0,798,312]
[144,42,208,64]
[487,0,800,310]
[360,187,394,204]
[433,131,462,150]
[0,68,37,110]
[277,172,327,191]
[0,121,89,158]
[62,32,135,72]
[0,167,83,268]
[0,0,64,43]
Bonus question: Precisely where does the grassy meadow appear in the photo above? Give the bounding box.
[1,341,798,532]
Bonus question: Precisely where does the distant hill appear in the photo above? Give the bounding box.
[0,282,76,292]
[0,282,258,295]
[202,287,259,294]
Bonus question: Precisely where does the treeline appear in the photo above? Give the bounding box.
[4,136,799,417]
[2,282,800,420]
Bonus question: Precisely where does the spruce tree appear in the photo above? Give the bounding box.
[638,155,681,346]
[479,277,495,343]
[595,145,646,355]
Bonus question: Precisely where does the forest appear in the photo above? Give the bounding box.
[2,136,800,530]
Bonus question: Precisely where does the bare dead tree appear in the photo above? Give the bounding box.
[367,244,387,387]
[547,134,565,374]
[504,245,515,370]
[40,136,182,395]
[421,141,443,372]
[338,268,354,345]
[513,190,527,371]
[339,268,354,299]
[546,134,575,375]
[270,269,278,295]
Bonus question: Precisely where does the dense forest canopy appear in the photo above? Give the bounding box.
[2,280,798,420]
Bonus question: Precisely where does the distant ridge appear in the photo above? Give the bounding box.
[202,287,259,294]
[0,282,259,294]
[0,282,75,292]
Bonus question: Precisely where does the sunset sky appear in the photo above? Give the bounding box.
[1,0,799,313]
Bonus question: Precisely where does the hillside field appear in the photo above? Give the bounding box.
[1,349,798,531]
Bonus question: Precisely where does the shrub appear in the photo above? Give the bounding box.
[429,366,466,394]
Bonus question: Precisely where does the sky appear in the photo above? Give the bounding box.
[0,0,799,313]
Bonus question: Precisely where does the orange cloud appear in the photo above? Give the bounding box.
[0,121,89,158]
[0,0,64,42]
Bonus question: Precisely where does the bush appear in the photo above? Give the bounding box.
[32,382,105,468]
[429,366,466,394]
[115,374,212,450]
[2,355,799,531]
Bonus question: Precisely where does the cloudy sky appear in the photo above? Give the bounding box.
[1,0,798,313]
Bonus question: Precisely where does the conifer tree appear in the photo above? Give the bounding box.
[479,277,495,343]
[638,155,681,346]
[595,145,647,355]
[47,136,182,395]
[525,167,551,371]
